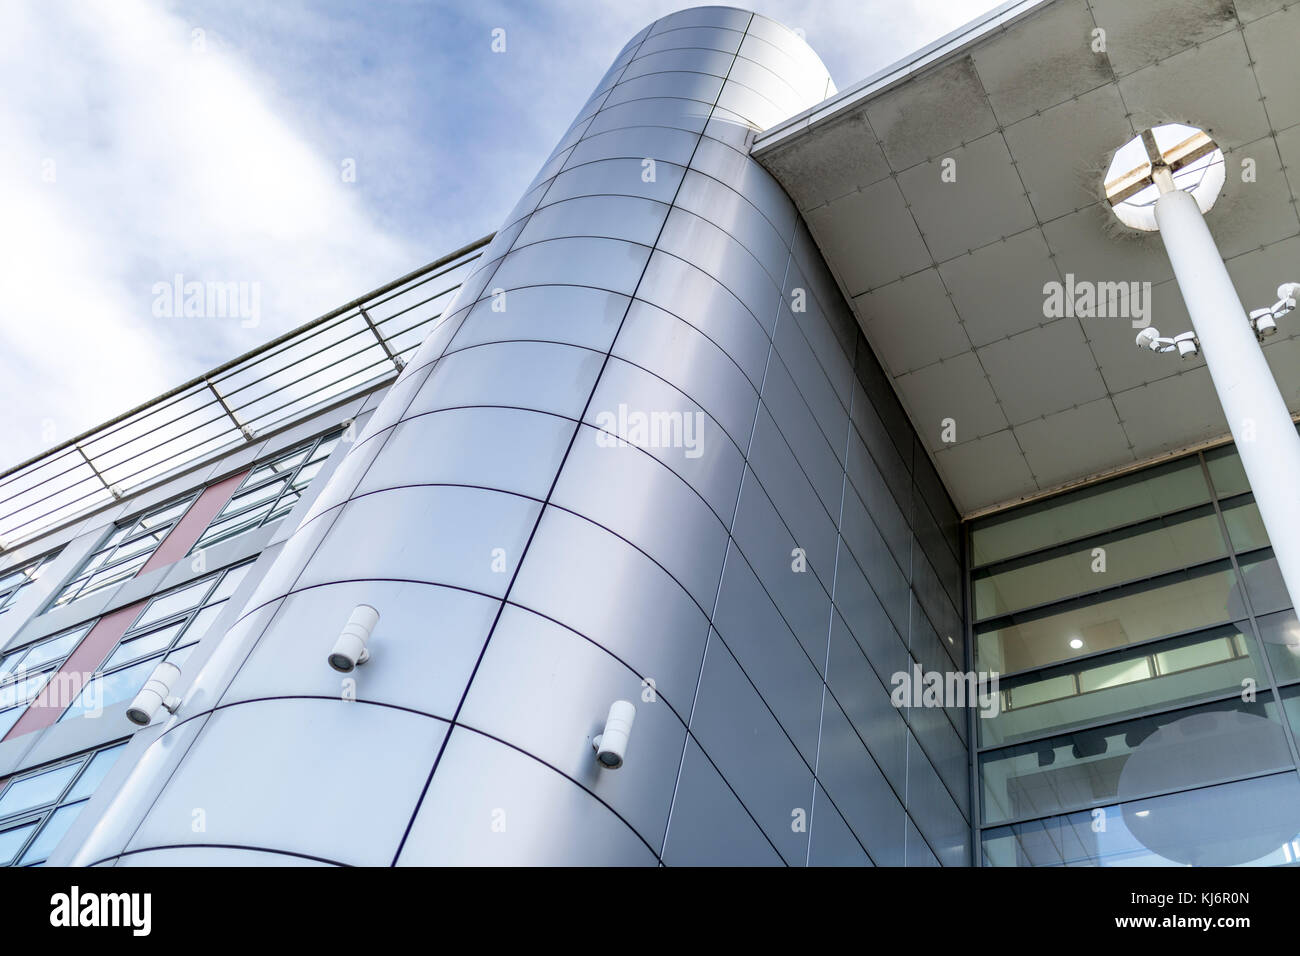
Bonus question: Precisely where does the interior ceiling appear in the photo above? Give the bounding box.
[754,0,1300,517]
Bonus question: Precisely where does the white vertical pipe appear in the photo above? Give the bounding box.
[1155,187,1300,610]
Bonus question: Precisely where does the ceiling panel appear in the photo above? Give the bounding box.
[1085,277,1195,394]
[1262,334,1300,407]
[1041,205,1176,286]
[932,429,1037,507]
[1235,0,1288,23]
[1227,233,1300,310]
[864,56,998,171]
[805,178,931,293]
[755,0,1300,515]
[938,229,1061,346]
[894,351,1007,454]
[970,0,1114,125]
[1118,30,1269,148]
[1088,0,1238,77]
[1002,83,1132,223]
[853,270,968,375]
[896,132,1038,262]
[1206,137,1299,260]
[759,111,890,211]
[1112,365,1228,453]
[1015,397,1134,487]
[977,318,1110,424]
[1246,4,1300,130]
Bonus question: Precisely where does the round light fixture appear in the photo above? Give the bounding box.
[1103,124,1225,232]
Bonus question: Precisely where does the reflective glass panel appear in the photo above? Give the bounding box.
[48,494,197,608]
[0,553,55,615]
[977,561,1244,674]
[1220,495,1269,552]
[102,622,185,671]
[971,457,1210,568]
[192,430,341,553]
[18,801,85,865]
[981,695,1288,826]
[1204,445,1250,498]
[1239,551,1292,616]
[0,763,79,818]
[981,623,1264,747]
[63,658,157,720]
[982,772,1300,867]
[132,578,214,629]
[0,822,37,865]
[64,743,127,803]
[1258,609,1300,683]
[973,506,1227,621]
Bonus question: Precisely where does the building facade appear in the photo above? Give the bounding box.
[0,2,1297,866]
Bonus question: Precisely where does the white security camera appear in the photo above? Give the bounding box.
[329,604,379,673]
[1250,308,1278,338]
[126,661,182,726]
[1277,282,1300,309]
[1135,327,1161,351]
[592,700,636,769]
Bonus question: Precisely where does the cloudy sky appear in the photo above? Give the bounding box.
[0,0,999,469]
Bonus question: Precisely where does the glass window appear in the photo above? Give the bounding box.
[190,430,342,554]
[980,695,1290,826]
[974,440,1300,866]
[982,772,1300,867]
[973,505,1228,622]
[0,624,92,737]
[1238,550,1292,617]
[0,822,37,866]
[130,578,212,630]
[977,560,1246,674]
[0,742,127,866]
[982,623,1265,747]
[60,561,252,723]
[1204,444,1250,498]
[0,552,58,616]
[1258,609,1300,684]
[970,456,1209,568]
[48,495,199,610]
[1219,495,1269,552]
[0,763,80,818]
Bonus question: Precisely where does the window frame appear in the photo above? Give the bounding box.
[188,429,343,555]
[0,740,128,866]
[0,551,59,616]
[0,623,94,738]
[58,560,254,724]
[48,494,200,610]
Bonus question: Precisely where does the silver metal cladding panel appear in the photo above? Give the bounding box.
[72,6,970,866]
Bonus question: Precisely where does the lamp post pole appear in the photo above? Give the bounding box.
[1152,168,1300,610]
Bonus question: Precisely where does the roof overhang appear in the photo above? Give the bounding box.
[754,0,1300,517]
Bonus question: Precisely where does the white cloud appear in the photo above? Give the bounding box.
[0,0,1003,471]
[0,0,417,465]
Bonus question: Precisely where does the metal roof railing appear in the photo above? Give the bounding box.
[0,234,494,554]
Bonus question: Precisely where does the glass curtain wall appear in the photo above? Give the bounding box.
[971,440,1300,866]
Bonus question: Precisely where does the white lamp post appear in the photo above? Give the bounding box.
[1142,159,1300,610]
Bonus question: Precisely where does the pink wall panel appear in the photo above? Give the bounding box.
[2,600,146,741]
[138,469,248,575]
